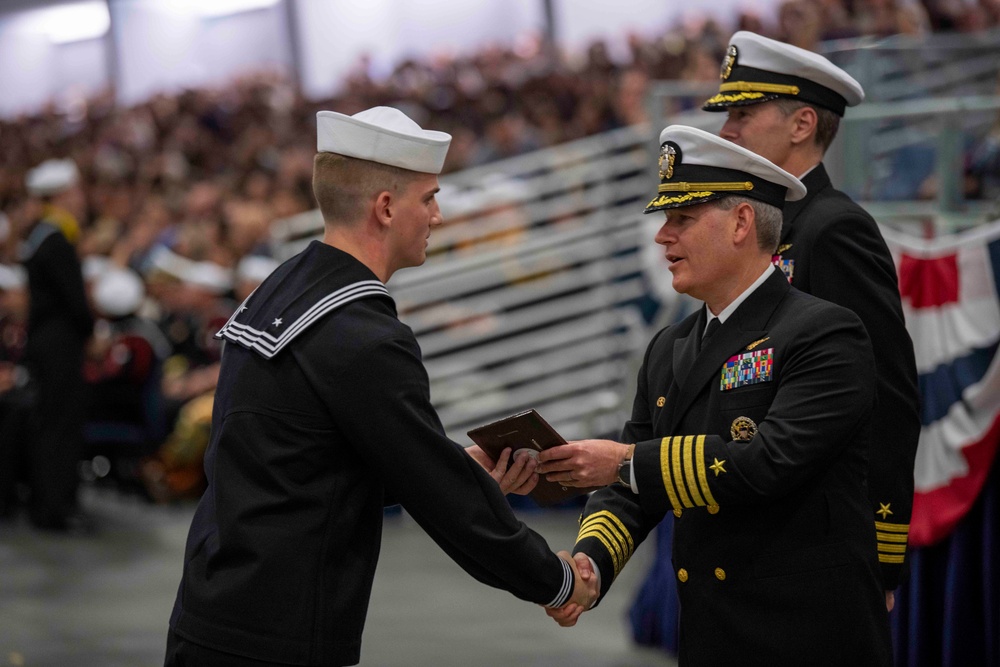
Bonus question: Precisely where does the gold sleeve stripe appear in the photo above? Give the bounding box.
[694,435,717,506]
[877,532,909,544]
[576,524,625,569]
[578,525,625,567]
[580,511,635,552]
[878,543,907,554]
[660,437,683,512]
[577,513,635,578]
[671,436,693,508]
[577,529,621,574]
[874,521,909,533]
[577,519,625,559]
[879,554,906,564]
[582,525,628,567]
[682,435,705,507]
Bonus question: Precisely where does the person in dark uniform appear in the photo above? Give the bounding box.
[702,31,921,603]
[537,126,892,666]
[0,264,32,518]
[20,159,95,531]
[165,107,595,667]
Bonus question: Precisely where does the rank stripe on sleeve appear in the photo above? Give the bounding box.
[660,434,717,511]
[682,435,705,506]
[671,436,693,508]
[576,511,635,578]
[875,521,910,564]
[694,435,718,506]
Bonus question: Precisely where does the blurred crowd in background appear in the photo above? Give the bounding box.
[1,0,999,528]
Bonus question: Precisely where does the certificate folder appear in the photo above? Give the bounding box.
[467,409,599,506]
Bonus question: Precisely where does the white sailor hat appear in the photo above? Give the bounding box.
[703,31,864,116]
[644,125,806,214]
[316,107,452,174]
[147,246,233,294]
[26,158,80,196]
[93,267,146,318]
[0,263,26,291]
[183,261,234,295]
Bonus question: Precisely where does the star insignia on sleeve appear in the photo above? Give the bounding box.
[272,317,283,328]
[709,458,727,476]
[877,502,893,519]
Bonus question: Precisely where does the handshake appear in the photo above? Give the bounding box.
[550,550,599,627]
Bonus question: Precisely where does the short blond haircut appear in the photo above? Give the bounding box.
[312,153,420,224]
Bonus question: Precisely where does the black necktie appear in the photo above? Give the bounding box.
[700,317,720,352]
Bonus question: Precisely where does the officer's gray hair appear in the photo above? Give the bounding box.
[714,196,783,253]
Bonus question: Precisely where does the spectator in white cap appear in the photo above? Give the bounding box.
[82,266,169,490]
[166,106,595,666]
[704,31,920,608]
[18,159,95,532]
[24,158,85,245]
[538,125,892,666]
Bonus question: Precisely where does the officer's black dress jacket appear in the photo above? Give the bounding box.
[169,242,573,666]
[575,267,892,667]
[777,164,920,588]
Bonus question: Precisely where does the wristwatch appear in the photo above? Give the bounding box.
[616,444,635,487]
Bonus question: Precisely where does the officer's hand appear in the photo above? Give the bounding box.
[537,440,630,488]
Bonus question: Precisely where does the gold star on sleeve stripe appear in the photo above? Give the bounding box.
[659,435,718,512]
[576,511,635,578]
[875,520,909,564]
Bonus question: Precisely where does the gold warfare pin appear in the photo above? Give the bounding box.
[730,416,757,442]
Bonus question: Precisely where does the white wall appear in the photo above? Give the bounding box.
[111,0,292,106]
[296,0,543,100]
[0,8,109,117]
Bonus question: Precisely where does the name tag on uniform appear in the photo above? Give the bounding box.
[721,348,774,390]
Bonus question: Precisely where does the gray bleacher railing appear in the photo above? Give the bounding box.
[270,124,663,444]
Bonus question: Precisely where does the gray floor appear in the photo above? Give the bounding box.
[0,488,677,667]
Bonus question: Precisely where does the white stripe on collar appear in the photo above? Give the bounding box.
[216,279,389,359]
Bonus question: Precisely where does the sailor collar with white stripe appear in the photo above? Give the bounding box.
[216,242,392,359]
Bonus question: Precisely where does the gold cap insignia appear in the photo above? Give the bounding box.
[730,416,757,442]
[658,142,678,181]
[656,396,666,407]
[720,44,738,81]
